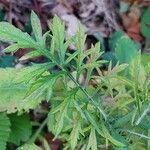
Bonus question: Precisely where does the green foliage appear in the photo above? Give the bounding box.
[87,128,97,150]
[102,51,117,67]
[141,8,150,41]
[115,36,138,64]
[0,22,36,47]
[8,114,32,145]
[17,143,42,150]
[0,11,149,150]
[109,30,125,52]
[0,113,11,150]
[31,11,43,46]
[101,30,139,67]
[142,53,150,66]
[0,68,29,113]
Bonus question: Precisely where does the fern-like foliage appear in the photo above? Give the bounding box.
[0,11,149,150]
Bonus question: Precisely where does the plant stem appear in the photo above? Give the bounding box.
[67,72,107,120]
[42,50,107,120]
[28,117,48,143]
[105,138,109,150]
[148,130,150,149]
[119,129,150,140]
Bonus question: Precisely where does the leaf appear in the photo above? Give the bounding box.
[16,62,54,82]
[85,110,104,137]
[114,112,133,128]
[109,30,125,51]
[19,50,42,61]
[129,54,146,88]
[47,112,55,134]
[8,114,32,145]
[51,15,65,63]
[31,11,43,46]
[18,143,42,150]
[0,68,30,113]
[0,22,36,47]
[102,52,117,67]
[115,36,138,64]
[101,123,125,147]
[20,71,62,111]
[107,63,129,76]
[74,101,87,120]
[141,53,150,67]
[81,62,103,70]
[76,24,86,53]
[21,76,56,111]
[131,142,145,150]
[135,101,150,126]
[0,63,54,113]
[65,51,78,65]
[48,97,70,138]
[137,117,150,130]
[120,129,150,140]
[141,8,150,40]
[39,136,51,150]
[76,24,86,69]
[54,102,68,138]
[3,44,19,53]
[70,121,81,150]
[0,113,11,150]
[87,128,97,150]
[111,130,128,147]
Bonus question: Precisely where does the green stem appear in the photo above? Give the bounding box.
[67,72,107,120]
[148,130,150,149]
[28,117,48,143]
[40,49,107,120]
[119,129,150,140]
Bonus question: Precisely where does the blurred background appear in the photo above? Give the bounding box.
[0,0,149,68]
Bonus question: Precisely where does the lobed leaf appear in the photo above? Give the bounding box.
[8,114,32,145]
[0,113,11,150]
[87,128,97,150]
[31,11,43,46]
[115,36,138,64]
[70,121,81,150]
[0,22,36,47]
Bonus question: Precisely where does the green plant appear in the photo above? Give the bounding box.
[141,8,150,45]
[101,30,139,67]
[0,11,149,150]
[141,7,150,52]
